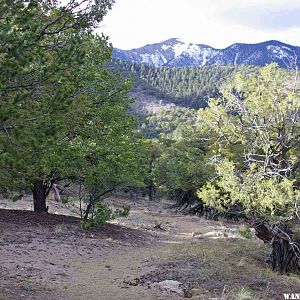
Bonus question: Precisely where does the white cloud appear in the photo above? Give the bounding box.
[223,1,300,30]
[98,0,300,49]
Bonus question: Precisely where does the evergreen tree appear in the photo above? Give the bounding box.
[0,0,140,213]
[198,64,300,273]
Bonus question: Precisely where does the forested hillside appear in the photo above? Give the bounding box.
[140,106,197,139]
[112,59,259,109]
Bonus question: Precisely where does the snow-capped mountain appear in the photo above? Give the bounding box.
[112,38,300,68]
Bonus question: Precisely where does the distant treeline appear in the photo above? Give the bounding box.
[111,59,258,108]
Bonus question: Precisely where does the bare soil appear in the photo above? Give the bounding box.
[0,196,299,299]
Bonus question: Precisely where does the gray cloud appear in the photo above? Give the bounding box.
[224,4,300,31]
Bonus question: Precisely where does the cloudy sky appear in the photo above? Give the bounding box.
[99,0,300,49]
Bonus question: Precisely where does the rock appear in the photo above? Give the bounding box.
[204,230,223,238]
[192,231,203,237]
[192,230,240,239]
[158,280,184,296]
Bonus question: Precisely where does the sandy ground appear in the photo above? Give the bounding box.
[0,195,299,300]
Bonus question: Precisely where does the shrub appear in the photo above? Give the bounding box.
[81,203,131,229]
[238,225,252,239]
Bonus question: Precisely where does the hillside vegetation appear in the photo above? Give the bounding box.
[112,59,250,108]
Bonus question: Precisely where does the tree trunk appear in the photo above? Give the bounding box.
[252,221,300,274]
[271,236,300,274]
[148,184,156,203]
[83,202,94,222]
[32,181,49,213]
[82,188,115,222]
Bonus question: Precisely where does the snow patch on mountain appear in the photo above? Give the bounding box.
[173,42,189,57]
[113,39,300,69]
[282,46,293,52]
[141,52,167,66]
[267,45,290,60]
[184,44,201,57]
[161,44,171,51]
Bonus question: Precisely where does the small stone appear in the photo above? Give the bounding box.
[158,280,184,296]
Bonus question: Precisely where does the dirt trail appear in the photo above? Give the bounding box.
[67,209,238,300]
[69,247,157,300]
[1,197,299,300]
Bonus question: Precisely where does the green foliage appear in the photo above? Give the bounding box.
[198,159,300,219]
[82,202,131,228]
[133,98,209,203]
[112,59,257,108]
[141,106,197,139]
[238,224,253,239]
[197,64,300,221]
[155,138,206,195]
[137,139,164,201]
[0,1,145,212]
[91,202,114,226]
[137,110,209,205]
[115,205,131,218]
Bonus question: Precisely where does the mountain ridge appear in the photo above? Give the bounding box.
[112,38,300,69]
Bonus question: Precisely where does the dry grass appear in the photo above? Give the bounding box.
[161,238,300,299]
[0,267,53,300]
